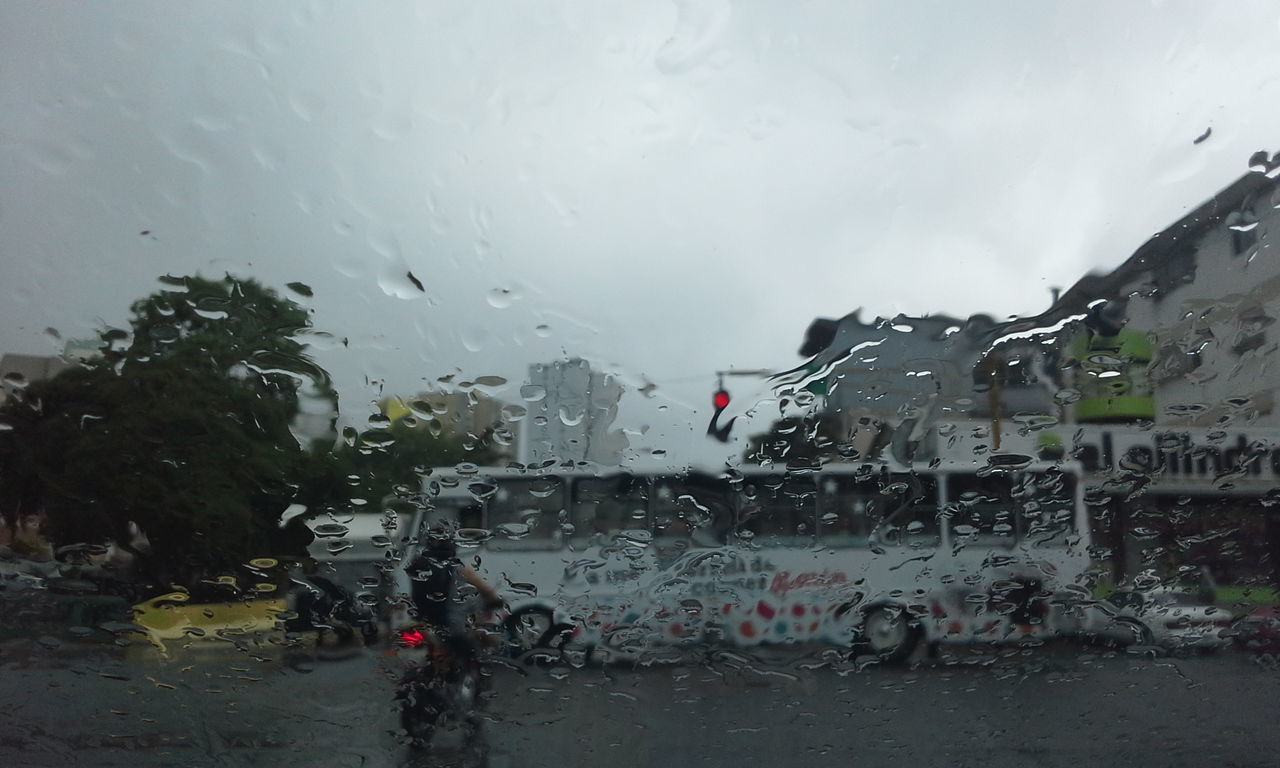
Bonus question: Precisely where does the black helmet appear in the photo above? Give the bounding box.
[422,525,457,559]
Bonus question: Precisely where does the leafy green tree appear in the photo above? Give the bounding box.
[0,275,337,587]
[334,410,500,507]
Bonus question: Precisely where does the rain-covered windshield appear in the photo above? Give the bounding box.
[4,3,1280,766]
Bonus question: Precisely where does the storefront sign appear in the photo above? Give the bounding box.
[1072,426,1280,490]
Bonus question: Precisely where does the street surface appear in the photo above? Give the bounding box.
[2,639,1278,767]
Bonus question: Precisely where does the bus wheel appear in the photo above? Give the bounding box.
[504,606,556,656]
[857,607,921,664]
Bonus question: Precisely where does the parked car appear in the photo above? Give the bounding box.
[1230,605,1280,655]
[1087,587,1231,652]
[131,579,289,654]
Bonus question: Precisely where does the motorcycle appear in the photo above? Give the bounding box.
[392,600,506,753]
[287,574,380,653]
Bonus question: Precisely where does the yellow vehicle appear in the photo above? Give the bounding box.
[130,561,292,655]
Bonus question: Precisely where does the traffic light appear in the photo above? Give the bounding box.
[713,389,730,410]
[707,383,735,442]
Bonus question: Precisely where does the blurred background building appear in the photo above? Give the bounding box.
[519,358,628,467]
[783,168,1280,586]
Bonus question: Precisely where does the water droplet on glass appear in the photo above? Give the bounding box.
[619,529,652,546]
[487,287,517,309]
[559,407,585,426]
[548,667,571,681]
[456,528,493,547]
[312,522,350,538]
[461,326,490,352]
[528,478,560,498]
[986,453,1033,470]
[468,482,498,502]
[521,385,547,402]
[377,265,426,299]
[1053,389,1083,405]
[326,539,354,555]
[495,522,531,540]
[534,324,552,337]
[341,426,359,447]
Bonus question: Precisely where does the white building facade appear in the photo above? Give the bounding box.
[519,359,628,467]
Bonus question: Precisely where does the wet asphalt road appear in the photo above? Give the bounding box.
[2,639,1279,768]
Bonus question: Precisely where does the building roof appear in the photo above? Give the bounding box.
[1048,170,1277,319]
[794,167,1280,378]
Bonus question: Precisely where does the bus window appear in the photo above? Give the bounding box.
[1017,470,1078,547]
[872,474,940,548]
[736,474,817,546]
[570,474,649,546]
[652,474,733,547]
[817,476,875,547]
[424,499,480,531]
[946,472,1017,548]
[484,477,564,551]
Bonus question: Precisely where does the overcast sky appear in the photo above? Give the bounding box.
[3,1,1279,467]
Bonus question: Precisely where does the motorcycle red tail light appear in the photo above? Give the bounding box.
[399,628,426,647]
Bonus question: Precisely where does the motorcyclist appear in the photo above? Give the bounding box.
[404,524,503,669]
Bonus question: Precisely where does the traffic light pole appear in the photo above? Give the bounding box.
[707,369,774,442]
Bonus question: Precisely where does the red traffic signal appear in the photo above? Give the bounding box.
[713,389,730,410]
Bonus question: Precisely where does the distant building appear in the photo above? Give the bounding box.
[0,338,98,406]
[292,382,339,448]
[1039,170,1280,585]
[1047,170,1280,431]
[789,310,1058,459]
[0,354,70,407]
[382,389,516,460]
[519,359,627,467]
[787,168,1280,586]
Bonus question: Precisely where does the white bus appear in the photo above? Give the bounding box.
[392,458,1089,662]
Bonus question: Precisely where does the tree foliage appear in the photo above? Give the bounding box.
[0,275,336,585]
[329,411,501,507]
